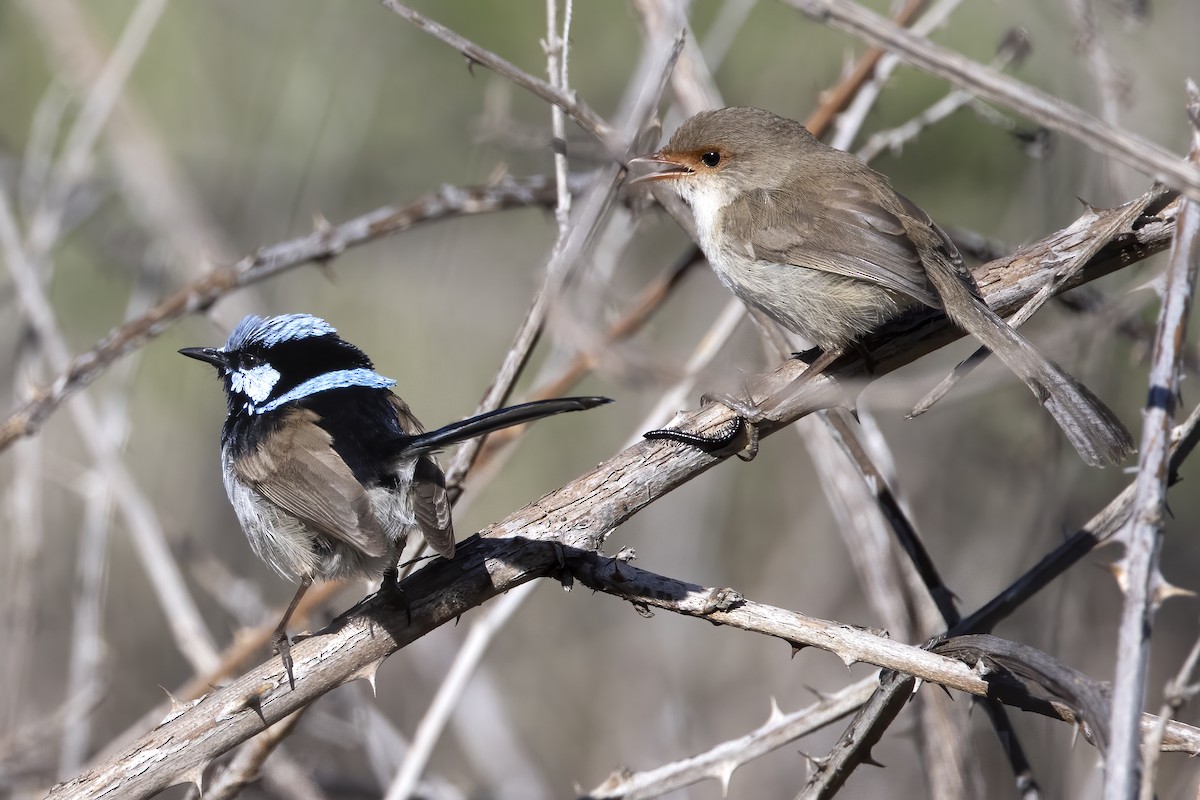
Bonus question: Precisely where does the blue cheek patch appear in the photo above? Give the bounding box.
[252,368,397,414]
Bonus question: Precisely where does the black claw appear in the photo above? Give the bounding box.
[792,346,824,365]
[380,576,413,625]
[273,630,296,690]
[644,416,746,453]
[851,341,877,374]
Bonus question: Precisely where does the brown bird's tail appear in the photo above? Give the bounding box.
[922,257,1134,467]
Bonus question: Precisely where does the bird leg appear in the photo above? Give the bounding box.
[379,560,412,625]
[273,573,313,690]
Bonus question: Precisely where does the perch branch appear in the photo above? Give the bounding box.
[1104,83,1200,800]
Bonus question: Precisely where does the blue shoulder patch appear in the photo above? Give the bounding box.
[253,368,396,414]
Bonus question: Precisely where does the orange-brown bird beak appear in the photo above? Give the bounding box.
[627,151,693,184]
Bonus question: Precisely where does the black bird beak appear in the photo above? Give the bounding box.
[179,347,228,369]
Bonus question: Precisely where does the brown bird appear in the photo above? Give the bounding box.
[631,106,1132,467]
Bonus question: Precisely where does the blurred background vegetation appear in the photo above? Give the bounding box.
[1,1,1199,797]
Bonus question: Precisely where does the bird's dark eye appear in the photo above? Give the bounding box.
[241,352,261,368]
[700,151,721,168]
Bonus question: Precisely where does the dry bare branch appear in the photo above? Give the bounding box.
[582,685,875,800]
[1104,82,1200,799]
[0,174,583,453]
[379,0,620,154]
[781,0,1200,200]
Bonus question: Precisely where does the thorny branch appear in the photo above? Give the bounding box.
[1104,82,1200,800]
[0,174,586,452]
[49,537,1200,800]
[47,190,1188,800]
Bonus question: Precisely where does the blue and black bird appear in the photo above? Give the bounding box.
[182,313,610,686]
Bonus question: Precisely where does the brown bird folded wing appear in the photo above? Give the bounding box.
[738,181,944,309]
[233,408,388,558]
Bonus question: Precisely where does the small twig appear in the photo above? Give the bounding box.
[24,0,168,260]
[795,672,913,800]
[384,584,534,800]
[632,0,723,114]
[1065,0,1132,197]
[1,396,42,734]
[782,0,1200,199]
[1140,626,1200,800]
[855,26,1030,162]
[934,635,1112,753]
[698,0,757,67]
[1066,0,1125,129]
[809,0,928,141]
[582,683,877,800]
[56,472,114,779]
[544,0,573,233]
[829,0,965,152]
[1104,82,1200,800]
[378,0,621,155]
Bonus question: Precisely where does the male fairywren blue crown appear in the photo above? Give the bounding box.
[181,313,611,686]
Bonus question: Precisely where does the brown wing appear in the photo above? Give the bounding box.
[389,396,455,558]
[733,180,948,309]
[234,408,387,557]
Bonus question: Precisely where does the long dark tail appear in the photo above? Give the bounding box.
[396,397,612,457]
[924,257,1134,467]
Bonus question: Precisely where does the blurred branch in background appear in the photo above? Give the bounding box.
[0,173,587,452]
[783,0,1200,198]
